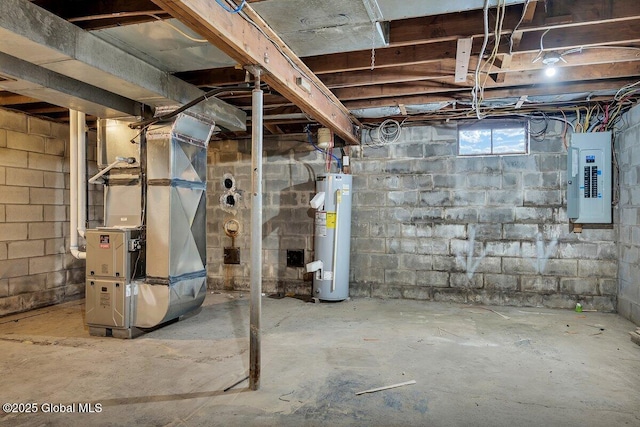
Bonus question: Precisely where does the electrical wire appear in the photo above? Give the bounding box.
[305,126,342,171]
[215,0,246,14]
[509,0,530,55]
[471,0,491,119]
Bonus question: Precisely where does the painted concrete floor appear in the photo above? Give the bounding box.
[0,293,639,427]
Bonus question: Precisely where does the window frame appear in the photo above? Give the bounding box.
[457,119,530,157]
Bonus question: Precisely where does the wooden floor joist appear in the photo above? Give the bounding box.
[151,0,360,144]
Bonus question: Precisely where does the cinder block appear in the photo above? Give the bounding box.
[452,190,486,206]
[411,208,443,222]
[0,223,28,241]
[28,117,52,136]
[577,260,617,278]
[0,278,7,297]
[478,208,514,223]
[50,122,69,141]
[412,158,451,174]
[8,240,44,259]
[502,155,536,171]
[599,279,617,295]
[556,242,599,259]
[0,109,28,132]
[392,143,423,158]
[535,154,560,171]
[0,130,6,147]
[387,238,416,254]
[450,273,483,289]
[384,160,412,174]
[560,278,598,295]
[369,254,399,269]
[433,289,467,303]
[416,271,449,287]
[420,190,452,207]
[485,273,518,290]
[380,207,411,222]
[424,143,456,157]
[0,295,23,316]
[46,271,67,288]
[467,173,502,189]
[349,282,371,297]
[5,205,43,222]
[371,283,404,298]
[353,237,386,253]
[540,259,576,276]
[484,241,520,257]
[6,131,45,153]
[474,224,502,239]
[0,205,4,222]
[514,207,554,223]
[9,274,46,295]
[523,189,562,206]
[0,258,28,278]
[28,152,63,172]
[432,255,460,272]
[0,186,29,204]
[0,243,6,260]
[417,239,449,255]
[384,269,417,286]
[401,286,431,300]
[400,254,432,270]
[44,205,67,222]
[444,207,478,222]
[5,167,44,187]
[467,290,503,306]
[502,173,520,189]
[387,190,418,206]
[487,190,523,206]
[521,276,557,292]
[503,257,538,275]
[433,224,466,239]
[355,191,384,206]
[28,222,62,239]
[0,166,4,185]
[503,224,539,240]
[43,172,65,188]
[542,294,576,309]
[30,188,64,205]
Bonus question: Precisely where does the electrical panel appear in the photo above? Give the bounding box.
[567,132,612,223]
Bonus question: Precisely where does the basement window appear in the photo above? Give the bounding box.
[458,120,529,156]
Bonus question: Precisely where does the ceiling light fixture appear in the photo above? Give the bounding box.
[541,52,566,77]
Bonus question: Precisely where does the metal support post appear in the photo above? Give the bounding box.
[249,71,263,391]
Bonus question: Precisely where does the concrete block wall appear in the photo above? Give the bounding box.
[350,123,617,310]
[617,103,640,325]
[206,136,325,294]
[0,108,101,316]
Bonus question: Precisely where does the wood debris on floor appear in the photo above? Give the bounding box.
[630,328,640,346]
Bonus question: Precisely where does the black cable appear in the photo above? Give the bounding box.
[128,86,254,129]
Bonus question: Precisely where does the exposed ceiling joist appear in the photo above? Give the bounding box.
[151,0,360,144]
[0,0,246,130]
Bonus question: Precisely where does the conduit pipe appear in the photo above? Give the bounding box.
[69,109,86,260]
[77,111,86,239]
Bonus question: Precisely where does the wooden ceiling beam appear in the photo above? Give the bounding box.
[343,78,640,110]
[152,0,359,144]
[389,0,640,47]
[333,61,640,101]
[0,92,40,105]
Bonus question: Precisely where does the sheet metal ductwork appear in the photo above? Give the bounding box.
[136,113,212,328]
[85,109,215,337]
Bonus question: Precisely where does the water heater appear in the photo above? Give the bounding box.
[307,173,353,301]
[567,132,612,224]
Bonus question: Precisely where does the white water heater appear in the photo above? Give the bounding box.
[307,173,352,301]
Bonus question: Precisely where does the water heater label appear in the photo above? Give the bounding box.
[315,212,327,237]
[326,212,336,229]
[126,285,131,298]
[323,271,333,280]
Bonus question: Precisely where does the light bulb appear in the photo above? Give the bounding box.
[545,66,557,77]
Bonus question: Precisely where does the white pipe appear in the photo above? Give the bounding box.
[88,157,136,184]
[69,109,86,260]
[331,189,342,293]
[77,111,86,239]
